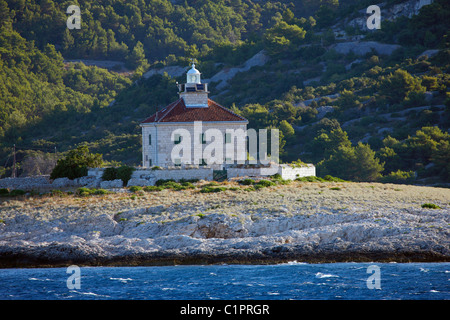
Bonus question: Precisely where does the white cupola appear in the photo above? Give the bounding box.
[187,63,201,84]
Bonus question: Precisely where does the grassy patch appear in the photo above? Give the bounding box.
[239,178,255,185]
[421,203,442,209]
[200,186,227,193]
[143,186,163,192]
[129,186,143,193]
[76,187,112,196]
[295,175,346,182]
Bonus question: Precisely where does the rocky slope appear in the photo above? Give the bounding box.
[0,181,448,267]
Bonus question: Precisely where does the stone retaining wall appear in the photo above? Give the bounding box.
[0,163,316,191]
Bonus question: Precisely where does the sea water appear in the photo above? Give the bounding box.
[0,263,448,300]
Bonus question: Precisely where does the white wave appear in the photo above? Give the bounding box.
[278,261,308,265]
[109,277,133,283]
[72,291,110,298]
[315,272,338,279]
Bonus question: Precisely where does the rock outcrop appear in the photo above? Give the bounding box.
[0,181,448,267]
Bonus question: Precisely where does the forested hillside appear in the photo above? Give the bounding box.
[0,0,449,184]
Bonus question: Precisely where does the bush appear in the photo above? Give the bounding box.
[75,187,111,196]
[200,186,227,193]
[296,176,324,182]
[8,189,26,196]
[0,188,9,195]
[155,179,175,186]
[143,186,163,192]
[76,187,92,196]
[50,189,66,197]
[239,178,255,185]
[102,167,118,181]
[116,166,135,186]
[255,179,276,188]
[323,175,346,182]
[129,186,143,193]
[421,203,441,209]
[379,170,415,184]
[50,145,103,180]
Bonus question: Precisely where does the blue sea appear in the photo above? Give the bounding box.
[0,262,448,300]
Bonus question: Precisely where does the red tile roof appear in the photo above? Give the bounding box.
[141,98,248,123]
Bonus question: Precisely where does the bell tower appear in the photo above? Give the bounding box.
[178,61,209,108]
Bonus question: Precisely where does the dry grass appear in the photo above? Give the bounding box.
[0,181,449,223]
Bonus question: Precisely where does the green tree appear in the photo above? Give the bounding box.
[50,145,103,180]
[263,21,306,56]
[319,143,384,181]
[126,41,149,70]
[279,120,295,141]
[311,127,351,162]
[379,69,425,104]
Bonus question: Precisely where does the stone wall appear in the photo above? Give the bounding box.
[0,163,316,191]
[227,164,316,180]
[278,164,316,180]
[88,166,214,187]
[0,176,52,190]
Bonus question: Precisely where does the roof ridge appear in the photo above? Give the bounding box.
[156,98,182,122]
[209,99,247,121]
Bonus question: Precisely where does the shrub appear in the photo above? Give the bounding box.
[323,175,346,182]
[151,166,162,170]
[330,187,341,190]
[129,186,143,193]
[8,189,26,196]
[116,165,135,186]
[143,186,163,192]
[50,189,66,197]
[379,170,415,184]
[102,167,118,181]
[200,186,227,193]
[155,179,175,186]
[50,145,103,180]
[93,189,110,195]
[296,176,324,182]
[180,182,195,189]
[75,187,111,196]
[239,178,255,185]
[421,203,441,209]
[0,188,9,195]
[255,179,276,188]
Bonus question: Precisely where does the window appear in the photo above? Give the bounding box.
[225,133,231,144]
[174,159,181,166]
[200,159,207,166]
[174,134,181,144]
[149,159,152,166]
[149,134,152,145]
[200,133,206,144]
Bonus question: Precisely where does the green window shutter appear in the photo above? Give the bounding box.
[225,133,231,144]
[174,134,181,144]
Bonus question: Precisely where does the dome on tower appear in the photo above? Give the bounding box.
[187,63,201,84]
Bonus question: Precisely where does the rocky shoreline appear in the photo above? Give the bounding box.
[0,181,449,268]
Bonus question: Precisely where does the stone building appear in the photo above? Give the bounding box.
[140,63,248,169]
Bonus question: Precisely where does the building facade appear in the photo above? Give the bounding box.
[140,63,248,168]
